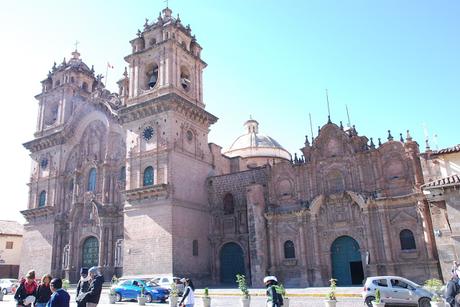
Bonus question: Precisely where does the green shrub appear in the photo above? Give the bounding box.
[374,288,381,303]
[326,278,337,301]
[62,279,70,290]
[236,274,249,299]
[424,278,443,302]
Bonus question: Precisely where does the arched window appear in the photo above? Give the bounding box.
[87,168,97,191]
[284,240,296,259]
[223,193,234,215]
[143,166,154,186]
[400,229,416,250]
[38,191,46,207]
[119,166,126,182]
[82,82,88,91]
[192,240,198,256]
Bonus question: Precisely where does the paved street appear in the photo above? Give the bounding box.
[0,293,364,307]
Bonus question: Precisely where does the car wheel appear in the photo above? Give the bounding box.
[160,299,166,303]
[115,292,122,302]
[418,297,431,307]
[2,288,7,295]
[145,293,153,303]
[364,296,375,307]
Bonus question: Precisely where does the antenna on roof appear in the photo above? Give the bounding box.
[422,122,431,150]
[345,104,351,128]
[309,113,314,141]
[326,89,331,123]
[433,133,439,150]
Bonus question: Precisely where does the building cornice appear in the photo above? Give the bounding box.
[119,92,217,126]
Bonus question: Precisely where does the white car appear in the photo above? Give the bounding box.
[151,276,184,296]
[362,276,435,307]
[0,278,19,295]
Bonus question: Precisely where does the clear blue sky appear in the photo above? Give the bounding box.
[0,0,458,221]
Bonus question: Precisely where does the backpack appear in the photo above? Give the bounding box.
[271,285,284,306]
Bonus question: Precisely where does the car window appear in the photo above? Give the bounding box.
[391,279,413,290]
[162,278,169,283]
[372,279,388,287]
[121,280,131,286]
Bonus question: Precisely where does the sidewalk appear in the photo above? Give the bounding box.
[194,287,362,297]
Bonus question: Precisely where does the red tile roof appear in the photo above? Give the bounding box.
[432,144,460,156]
[422,174,460,189]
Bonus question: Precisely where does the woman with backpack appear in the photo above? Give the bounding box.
[264,276,284,307]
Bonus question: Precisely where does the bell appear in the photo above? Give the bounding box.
[148,73,157,88]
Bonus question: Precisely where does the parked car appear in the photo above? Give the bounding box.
[362,276,434,307]
[151,276,185,296]
[112,279,169,303]
[0,279,19,295]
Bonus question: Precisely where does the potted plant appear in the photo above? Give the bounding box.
[324,278,337,307]
[169,282,178,307]
[372,288,385,307]
[236,274,250,307]
[108,276,118,304]
[279,283,289,307]
[424,279,444,307]
[202,287,211,307]
[62,279,70,290]
[137,285,146,306]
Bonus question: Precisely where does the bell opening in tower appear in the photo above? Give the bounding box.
[147,64,159,89]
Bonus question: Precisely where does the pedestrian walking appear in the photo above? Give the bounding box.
[76,268,90,307]
[179,278,195,307]
[14,270,38,307]
[47,278,70,307]
[35,274,52,307]
[446,267,460,307]
[263,276,284,307]
[81,266,104,307]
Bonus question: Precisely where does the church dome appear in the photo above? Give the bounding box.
[224,119,291,161]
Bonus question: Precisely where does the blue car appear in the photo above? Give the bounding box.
[112,279,169,303]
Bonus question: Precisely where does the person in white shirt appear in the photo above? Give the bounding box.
[179,278,195,307]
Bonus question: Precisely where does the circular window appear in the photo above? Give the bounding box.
[143,126,154,141]
[40,158,48,169]
[186,130,193,141]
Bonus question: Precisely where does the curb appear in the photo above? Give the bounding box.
[194,293,361,298]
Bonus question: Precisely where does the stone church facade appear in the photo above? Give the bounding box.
[20,7,440,286]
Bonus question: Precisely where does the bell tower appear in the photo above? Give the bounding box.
[35,50,96,135]
[122,7,205,108]
[119,7,217,281]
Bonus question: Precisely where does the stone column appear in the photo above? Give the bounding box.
[362,207,376,276]
[246,184,268,287]
[296,211,309,285]
[311,217,323,286]
[379,207,395,275]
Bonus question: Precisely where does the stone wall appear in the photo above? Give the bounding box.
[19,217,54,278]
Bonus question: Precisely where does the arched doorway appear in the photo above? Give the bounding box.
[82,236,99,268]
[331,236,364,286]
[220,242,245,284]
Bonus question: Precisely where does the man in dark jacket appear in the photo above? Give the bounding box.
[82,266,104,307]
[76,268,90,307]
[47,278,70,307]
[446,269,460,307]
